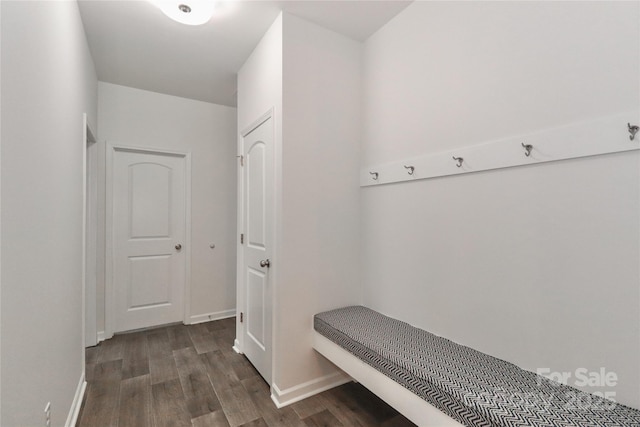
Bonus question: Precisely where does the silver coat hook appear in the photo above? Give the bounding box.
[521,142,533,157]
[369,171,379,181]
[452,156,463,168]
[404,165,414,175]
[628,123,639,141]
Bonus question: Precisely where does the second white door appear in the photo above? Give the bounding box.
[112,147,187,333]
[241,116,274,384]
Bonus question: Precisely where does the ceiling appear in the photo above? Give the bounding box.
[78,0,412,107]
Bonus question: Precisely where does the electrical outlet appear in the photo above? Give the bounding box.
[44,402,51,427]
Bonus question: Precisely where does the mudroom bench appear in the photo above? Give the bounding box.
[313,306,640,427]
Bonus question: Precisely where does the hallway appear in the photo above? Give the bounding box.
[77,318,415,426]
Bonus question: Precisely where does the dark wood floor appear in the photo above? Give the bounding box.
[77,317,415,427]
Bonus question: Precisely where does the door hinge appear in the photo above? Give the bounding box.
[237,155,244,167]
[240,233,244,244]
[240,312,243,323]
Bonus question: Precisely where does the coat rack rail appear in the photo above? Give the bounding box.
[362,111,639,187]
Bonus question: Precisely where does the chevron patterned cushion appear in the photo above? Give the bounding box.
[314,306,640,427]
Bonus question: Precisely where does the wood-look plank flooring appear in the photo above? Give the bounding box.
[77,317,416,427]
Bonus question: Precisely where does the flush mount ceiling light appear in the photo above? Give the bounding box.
[154,1,215,26]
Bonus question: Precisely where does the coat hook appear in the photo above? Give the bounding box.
[521,142,533,157]
[404,165,415,175]
[452,156,463,168]
[369,171,378,181]
[628,123,639,141]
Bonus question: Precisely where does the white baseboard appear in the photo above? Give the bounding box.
[189,309,236,325]
[233,339,242,354]
[270,371,352,408]
[97,331,106,343]
[65,374,86,427]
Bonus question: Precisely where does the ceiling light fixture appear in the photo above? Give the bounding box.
[154,1,215,26]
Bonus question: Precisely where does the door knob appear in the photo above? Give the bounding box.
[259,259,270,268]
[175,244,182,251]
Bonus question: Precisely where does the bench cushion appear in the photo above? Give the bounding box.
[314,306,640,427]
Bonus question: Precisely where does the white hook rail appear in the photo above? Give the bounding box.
[361,110,639,187]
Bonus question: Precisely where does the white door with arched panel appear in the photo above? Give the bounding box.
[111,146,188,333]
[240,115,273,384]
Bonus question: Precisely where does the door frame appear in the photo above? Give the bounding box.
[105,143,192,338]
[83,114,98,349]
[235,108,276,382]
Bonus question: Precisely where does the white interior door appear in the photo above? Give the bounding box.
[241,116,274,383]
[112,147,187,333]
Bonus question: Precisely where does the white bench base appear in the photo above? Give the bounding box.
[313,331,465,427]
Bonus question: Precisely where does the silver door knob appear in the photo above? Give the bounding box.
[175,244,182,251]
[260,259,270,268]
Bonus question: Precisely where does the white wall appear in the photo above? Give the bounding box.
[275,13,361,395]
[1,1,98,425]
[97,82,237,331]
[237,13,283,134]
[361,1,640,408]
[0,2,3,421]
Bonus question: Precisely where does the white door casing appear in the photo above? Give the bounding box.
[107,145,190,335]
[83,114,98,348]
[239,113,274,384]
